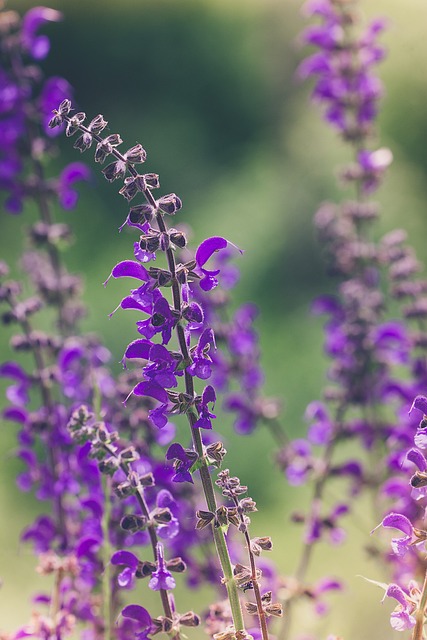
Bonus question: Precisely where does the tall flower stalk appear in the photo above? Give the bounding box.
[277,0,403,636]
[49,100,281,640]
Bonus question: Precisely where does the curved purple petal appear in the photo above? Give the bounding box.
[381,513,414,537]
[111,550,139,568]
[406,448,427,471]
[410,395,427,416]
[124,339,152,360]
[133,381,168,403]
[109,260,149,283]
[121,605,151,627]
[195,236,229,268]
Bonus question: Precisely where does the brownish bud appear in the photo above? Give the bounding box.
[178,611,200,627]
[166,557,187,573]
[196,509,215,530]
[264,603,283,617]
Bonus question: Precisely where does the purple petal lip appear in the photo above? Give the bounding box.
[111,550,139,568]
[121,604,151,626]
[410,395,427,416]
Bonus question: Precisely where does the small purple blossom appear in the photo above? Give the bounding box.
[166,443,196,484]
[195,236,243,291]
[382,584,416,632]
[111,550,140,588]
[149,543,176,591]
[21,7,62,60]
[57,162,90,210]
[194,385,216,430]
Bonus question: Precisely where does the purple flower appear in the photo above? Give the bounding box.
[21,7,62,59]
[111,550,140,588]
[58,162,90,210]
[120,604,152,640]
[131,380,169,428]
[124,339,178,390]
[382,584,416,631]
[148,543,176,591]
[357,148,393,193]
[194,385,216,430]
[166,443,196,484]
[373,512,419,557]
[195,236,243,291]
[305,401,333,445]
[311,577,342,616]
[223,393,257,435]
[105,260,150,286]
[0,361,31,406]
[188,328,216,379]
[137,294,177,344]
[409,395,427,418]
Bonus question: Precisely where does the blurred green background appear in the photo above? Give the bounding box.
[2,0,427,637]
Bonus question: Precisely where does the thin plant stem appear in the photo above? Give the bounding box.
[413,567,427,640]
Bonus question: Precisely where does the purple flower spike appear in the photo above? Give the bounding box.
[58,162,90,210]
[195,236,243,291]
[149,543,176,591]
[22,7,62,59]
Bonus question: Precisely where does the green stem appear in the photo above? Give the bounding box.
[102,475,113,640]
[213,526,246,632]
[412,568,427,640]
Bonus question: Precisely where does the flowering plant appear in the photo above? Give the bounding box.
[2,1,427,640]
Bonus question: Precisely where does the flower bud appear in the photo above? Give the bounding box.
[151,507,172,524]
[135,560,156,578]
[166,557,187,573]
[157,193,182,215]
[124,144,147,163]
[66,112,85,136]
[102,160,126,182]
[169,229,187,248]
[179,611,200,627]
[120,514,148,533]
[88,114,108,134]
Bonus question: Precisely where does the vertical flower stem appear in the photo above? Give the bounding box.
[102,474,113,640]
[229,493,269,640]
[412,568,427,640]
[93,385,113,639]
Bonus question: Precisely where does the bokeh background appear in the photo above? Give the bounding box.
[2,0,427,637]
